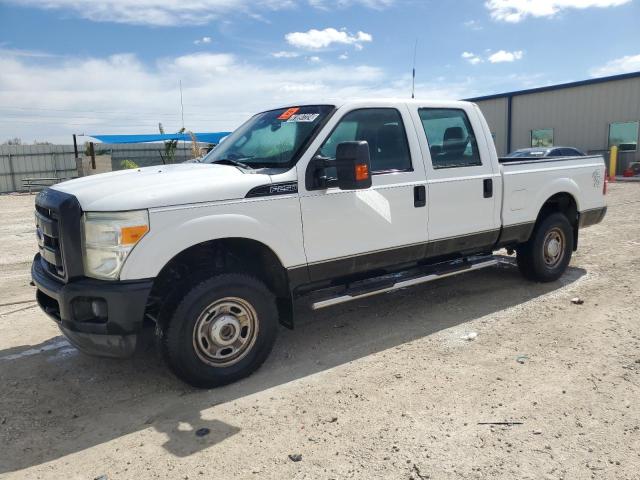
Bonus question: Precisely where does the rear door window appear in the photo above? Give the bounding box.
[418,108,482,169]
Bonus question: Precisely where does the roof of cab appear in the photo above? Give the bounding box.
[271,98,475,110]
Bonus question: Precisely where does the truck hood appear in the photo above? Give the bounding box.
[52,163,273,211]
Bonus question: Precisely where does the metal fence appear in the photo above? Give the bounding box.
[0,145,77,194]
[0,143,199,194]
[106,143,197,169]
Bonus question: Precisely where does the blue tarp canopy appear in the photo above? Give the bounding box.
[89,132,231,144]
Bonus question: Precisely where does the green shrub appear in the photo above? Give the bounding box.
[120,159,139,170]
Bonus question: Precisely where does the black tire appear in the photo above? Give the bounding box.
[516,212,574,282]
[158,273,278,388]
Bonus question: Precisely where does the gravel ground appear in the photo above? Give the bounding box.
[0,184,639,480]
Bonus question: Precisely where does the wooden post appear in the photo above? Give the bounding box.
[73,134,79,159]
[7,153,16,192]
[89,142,96,170]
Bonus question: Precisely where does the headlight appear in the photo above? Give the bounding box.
[82,210,149,280]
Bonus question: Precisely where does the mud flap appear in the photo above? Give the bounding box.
[277,295,295,329]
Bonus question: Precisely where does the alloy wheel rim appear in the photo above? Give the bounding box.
[193,297,259,367]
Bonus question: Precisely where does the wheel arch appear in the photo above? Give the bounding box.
[146,237,295,329]
[534,191,580,251]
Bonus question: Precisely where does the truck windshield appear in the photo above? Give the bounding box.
[203,105,334,169]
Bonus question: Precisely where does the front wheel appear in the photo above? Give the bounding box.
[516,212,574,282]
[159,274,278,388]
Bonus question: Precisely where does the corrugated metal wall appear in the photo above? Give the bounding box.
[474,76,640,170]
[0,145,77,194]
[0,144,199,193]
[473,97,509,156]
[512,77,640,164]
[107,144,198,169]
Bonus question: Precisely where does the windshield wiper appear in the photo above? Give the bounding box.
[211,158,252,169]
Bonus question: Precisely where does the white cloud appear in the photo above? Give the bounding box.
[0,47,60,58]
[0,49,491,144]
[463,19,483,30]
[271,51,300,58]
[194,36,212,45]
[3,0,396,26]
[285,28,373,50]
[462,51,483,65]
[486,0,631,23]
[0,50,395,143]
[488,50,523,63]
[339,53,349,60]
[308,56,322,63]
[590,54,640,77]
[309,0,395,7]
[172,52,235,72]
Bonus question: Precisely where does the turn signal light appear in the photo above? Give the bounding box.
[121,225,149,245]
[355,163,370,181]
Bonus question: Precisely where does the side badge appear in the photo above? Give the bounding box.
[592,169,602,188]
[246,182,298,198]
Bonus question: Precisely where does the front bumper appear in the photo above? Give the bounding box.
[31,254,153,358]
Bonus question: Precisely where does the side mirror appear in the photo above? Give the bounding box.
[335,141,372,190]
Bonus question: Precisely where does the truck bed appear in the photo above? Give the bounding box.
[499,154,606,229]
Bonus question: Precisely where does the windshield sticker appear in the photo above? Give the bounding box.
[287,113,320,123]
[277,107,300,120]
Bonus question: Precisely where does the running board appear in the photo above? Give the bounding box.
[310,256,500,310]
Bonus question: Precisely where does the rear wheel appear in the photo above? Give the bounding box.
[516,212,574,282]
[159,273,278,388]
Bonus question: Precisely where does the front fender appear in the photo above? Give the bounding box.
[119,198,306,280]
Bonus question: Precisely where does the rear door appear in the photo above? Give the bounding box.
[410,103,502,257]
[297,103,429,282]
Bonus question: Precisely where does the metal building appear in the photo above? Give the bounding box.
[467,71,640,174]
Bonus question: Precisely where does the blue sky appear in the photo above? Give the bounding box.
[1,0,639,143]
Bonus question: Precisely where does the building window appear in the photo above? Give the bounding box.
[531,129,553,148]
[608,121,639,152]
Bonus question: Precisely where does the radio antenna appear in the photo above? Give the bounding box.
[179,79,185,129]
[411,39,418,99]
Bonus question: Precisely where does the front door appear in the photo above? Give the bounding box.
[297,104,429,282]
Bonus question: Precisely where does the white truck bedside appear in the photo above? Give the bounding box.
[31,100,607,387]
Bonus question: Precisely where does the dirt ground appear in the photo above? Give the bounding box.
[0,184,639,480]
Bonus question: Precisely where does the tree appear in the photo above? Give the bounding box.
[2,137,22,145]
[158,122,185,164]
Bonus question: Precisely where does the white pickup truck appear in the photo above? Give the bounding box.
[32,99,607,387]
